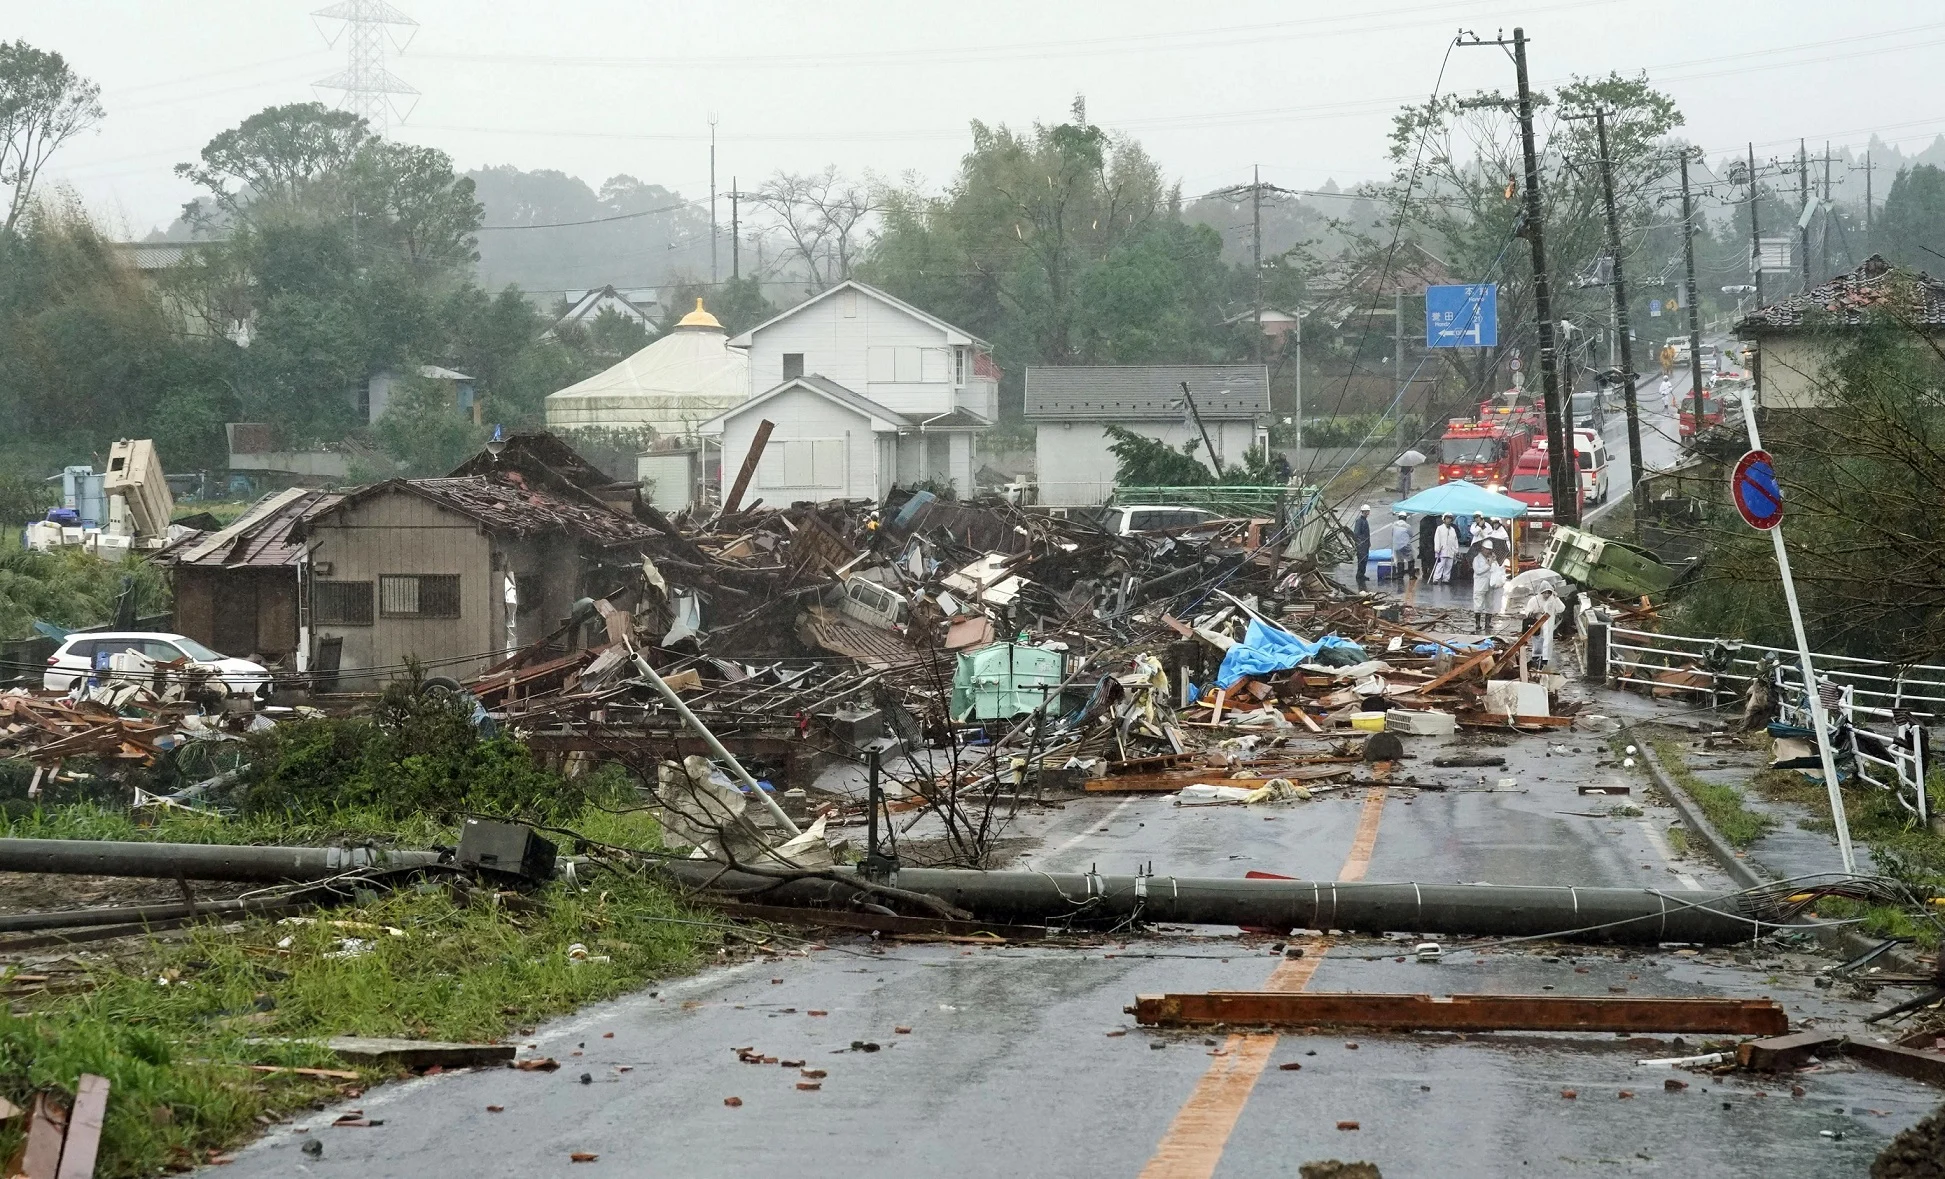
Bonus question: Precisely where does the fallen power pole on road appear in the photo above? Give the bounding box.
[652,861,1777,946]
[0,837,1786,946]
[1132,991,1790,1035]
[0,837,443,882]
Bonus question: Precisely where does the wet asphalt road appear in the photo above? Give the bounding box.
[216,724,1938,1178]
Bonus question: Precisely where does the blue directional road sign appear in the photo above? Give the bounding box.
[1424,283,1498,348]
[1732,449,1783,530]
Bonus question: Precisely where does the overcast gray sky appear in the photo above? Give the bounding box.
[18,0,1945,239]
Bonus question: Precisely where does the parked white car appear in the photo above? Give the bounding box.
[43,631,269,697]
[1098,505,1223,536]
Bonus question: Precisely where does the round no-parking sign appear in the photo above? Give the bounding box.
[1732,449,1783,530]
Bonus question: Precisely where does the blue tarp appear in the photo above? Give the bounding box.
[1216,619,1366,686]
[1392,480,1530,518]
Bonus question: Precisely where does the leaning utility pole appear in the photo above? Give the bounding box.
[1679,151,1707,433]
[731,178,740,281]
[1589,110,1643,495]
[1510,29,1575,524]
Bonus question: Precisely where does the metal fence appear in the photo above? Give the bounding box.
[1602,624,1933,823]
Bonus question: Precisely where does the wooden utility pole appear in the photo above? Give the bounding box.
[1589,110,1643,495]
[1680,152,1706,433]
[1179,381,1223,478]
[731,178,740,281]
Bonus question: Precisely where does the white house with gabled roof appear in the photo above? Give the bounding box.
[698,280,1000,503]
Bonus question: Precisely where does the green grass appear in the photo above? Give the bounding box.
[1648,737,1777,848]
[0,805,707,1176]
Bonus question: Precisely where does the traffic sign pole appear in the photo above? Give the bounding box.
[1738,399,1855,875]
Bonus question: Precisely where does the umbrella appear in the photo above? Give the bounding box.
[1391,479,1530,518]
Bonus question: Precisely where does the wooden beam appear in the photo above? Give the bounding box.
[1132,992,1789,1035]
[1737,1031,1842,1072]
[1414,648,1497,695]
[721,418,775,515]
[19,1093,66,1179]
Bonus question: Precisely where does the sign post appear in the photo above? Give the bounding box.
[1735,401,1855,874]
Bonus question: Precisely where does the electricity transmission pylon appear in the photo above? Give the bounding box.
[312,0,419,132]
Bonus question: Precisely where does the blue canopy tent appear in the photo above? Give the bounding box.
[1392,480,1530,518]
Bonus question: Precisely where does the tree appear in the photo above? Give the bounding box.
[0,40,103,235]
[656,276,775,338]
[346,139,482,269]
[1875,164,1945,273]
[175,102,367,221]
[748,167,879,290]
[864,102,1234,415]
[464,166,707,291]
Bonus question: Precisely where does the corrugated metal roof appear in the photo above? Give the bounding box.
[1735,254,1945,334]
[1024,365,1271,420]
[320,476,655,547]
[169,488,341,569]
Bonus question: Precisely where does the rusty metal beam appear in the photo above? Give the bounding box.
[1132,991,1790,1035]
[1844,1038,1945,1087]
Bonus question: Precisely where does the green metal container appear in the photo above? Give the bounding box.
[951,643,1065,721]
[1543,526,1674,598]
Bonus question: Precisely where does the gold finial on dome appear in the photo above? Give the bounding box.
[677,297,722,329]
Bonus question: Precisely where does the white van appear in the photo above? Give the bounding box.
[1537,430,1612,504]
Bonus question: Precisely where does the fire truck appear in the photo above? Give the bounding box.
[1438,415,1533,488]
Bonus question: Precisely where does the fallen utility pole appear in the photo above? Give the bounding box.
[1133,991,1789,1035]
[1178,380,1223,478]
[0,838,442,882]
[0,894,320,934]
[651,861,1777,945]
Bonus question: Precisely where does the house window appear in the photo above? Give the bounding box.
[954,346,967,385]
[842,291,859,318]
[314,580,375,626]
[758,439,847,489]
[783,353,805,381]
[380,574,461,619]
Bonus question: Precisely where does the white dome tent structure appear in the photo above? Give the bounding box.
[544,299,750,439]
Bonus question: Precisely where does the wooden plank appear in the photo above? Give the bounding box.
[54,1074,109,1179]
[1738,1031,1843,1072]
[1132,992,1789,1035]
[1453,711,1573,730]
[1291,707,1323,734]
[1414,649,1496,695]
[19,1092,66,1179]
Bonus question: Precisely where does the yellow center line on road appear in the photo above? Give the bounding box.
[1137,786,1388,1179]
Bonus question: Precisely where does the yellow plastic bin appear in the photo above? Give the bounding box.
[1349,712,1388,732]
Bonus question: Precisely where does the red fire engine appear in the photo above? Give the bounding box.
[1438,416,1532,487]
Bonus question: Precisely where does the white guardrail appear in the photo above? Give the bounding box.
[1605,625,1933,823]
